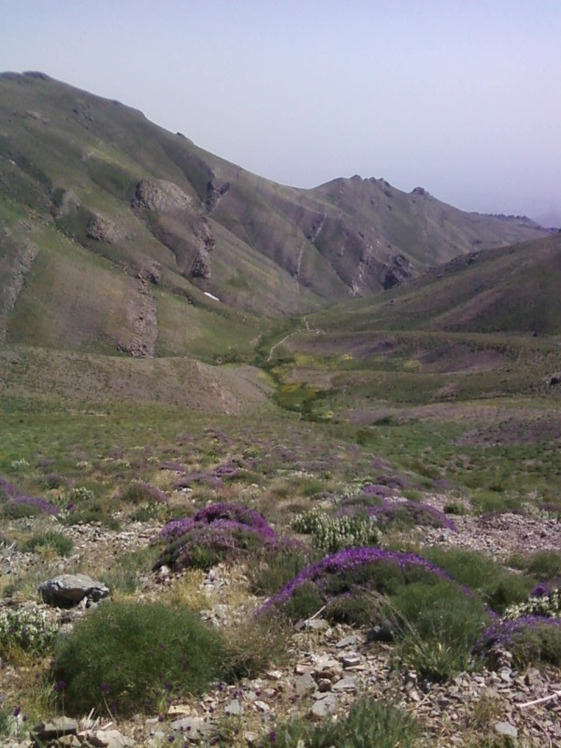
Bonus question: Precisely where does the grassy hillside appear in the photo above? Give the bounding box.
[305,232,561,336]
[0,71,552,363]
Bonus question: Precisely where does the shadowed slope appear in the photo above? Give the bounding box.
[311,232,561,336]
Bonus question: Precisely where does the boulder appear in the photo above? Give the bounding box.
[30,717,78,744]
[39,573,109,608]
[87,729,135,748]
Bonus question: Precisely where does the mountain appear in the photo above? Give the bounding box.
[0,71,552,359]
[305,232,561,338]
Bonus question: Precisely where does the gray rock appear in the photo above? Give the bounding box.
[31,717,78,743]
[339,653,361,668]
[39,574,109,608]
[336,634,357,648]
[295,673,317,697]
[305,618,329,631]
[332,676,357,692]
[494,722,518,739]
[311,693,338,718]
[170,717,208,739]
[84,729,135,748]
[225,699,243,716]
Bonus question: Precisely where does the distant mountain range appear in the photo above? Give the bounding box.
[0,71,554,359]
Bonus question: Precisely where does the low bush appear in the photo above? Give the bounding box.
[221,616,289,681]
[508,550,561,581]
[116,482,167,505]
[292,507,381,552]
[1,491,60,518]
[155,503,275,572]
[0,606,58,657]
[0,704,9,737]
[22,530,73,557]
[475,616,561,669]
[249,543,318,597]
[390,581,490,681]
[260,696,420,747]
[53,601,226,715]
[99,547,160,595]
[339,497,457,532]
[261,547,456,625]
[422,547,532,614]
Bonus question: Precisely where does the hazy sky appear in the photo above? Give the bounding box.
[1,1,560,224]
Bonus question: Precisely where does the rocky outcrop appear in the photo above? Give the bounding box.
[132,178,193,214]
[85,213,118,243]
[132,179,214,280]
[39,573,109,608]
[49,187,80,218]
[0,235,38,343]
[382,253,415,289]
[119,277,158,358]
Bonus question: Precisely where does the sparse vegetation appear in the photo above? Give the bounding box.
[260,696,420,748]
[22,530,73,557]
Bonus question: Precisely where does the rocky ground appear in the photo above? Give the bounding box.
[2,499,561,747]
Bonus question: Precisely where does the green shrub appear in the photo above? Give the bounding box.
[23,530,73,557]
[475,617,561,670]
[509,621,561,668]
[43,473,64,490]
[469,491,521,515]
[53,601,225,715]
[443,501,468,516]
[249,544,317,597]
[221,617,289,681]
[279,580,325,623]
[117,482,167,505]
[508,550,561,581]
[2,502,41,519]
[260,696,420,747]
[0,706,9,737]
[390,581,490,681]
[423,547,532,614]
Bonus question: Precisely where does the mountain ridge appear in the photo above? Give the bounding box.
[0,71,553,360]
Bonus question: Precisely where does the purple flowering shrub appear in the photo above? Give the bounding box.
[474,616,561,669]
[0,475,60,517]
[155,503,275,572]
[261,547,458,626]
[340,496,457,532]
[171,459,254,491]
[262,547,492,680]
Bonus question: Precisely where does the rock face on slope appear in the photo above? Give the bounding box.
[0,233,38,343]
[132,179,214,280]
